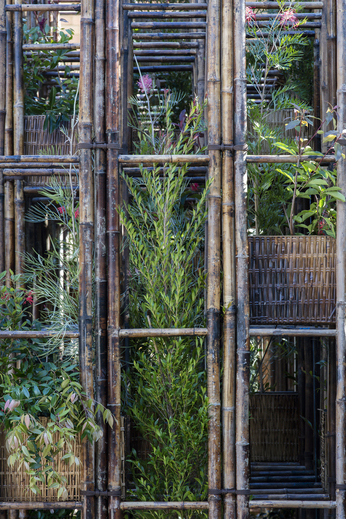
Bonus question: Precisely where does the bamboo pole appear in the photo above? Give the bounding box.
[134,41,199,48]
[120,503,210,510]
[6,4,81,10]
[22,42,80,50]
[79,0,95,513]
[247,1,323,6]
[0,503,83,510]
[249,501,336,509]
[94,0,107,512]
[206,0,222,513]
[134,64,194,71]
[247,155,336,163]
[0,155,79,163]
[119,327,208,337]
[234,0,249,516]
[4,180,14,285]
[328,339,337,503]
[134,49,197,55]
[0,330,79,338]
[131,21,206,28]
[250,328,337,337]
[3,168,79,175]
[4,0,12,157]
[221,0,236,512]
[118,154,209,164]
[128,11,206,17]
[136,56,195,62]
[123,3,208,9]
[0,0,5,273]
[106,0,121,512]
[133,32,206,39]
[335,0,346,515]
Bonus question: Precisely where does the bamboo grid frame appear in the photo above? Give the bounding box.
[0,0,344,516]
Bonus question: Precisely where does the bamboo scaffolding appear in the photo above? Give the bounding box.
[234,0,249,517]
[119,155,209,164]
[6,3,80,10]
[123,3,208,9]
[79,0,95,513]
[94,0,107,513]
[206,0,222,515]
[0,0,5,273]
[106,0,121,512]
[335,0,346,515]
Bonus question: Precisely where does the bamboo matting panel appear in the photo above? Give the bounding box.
[250,392,299,462]
[0,419,81,502]
[248,235,336,325]
[24,115,78,187]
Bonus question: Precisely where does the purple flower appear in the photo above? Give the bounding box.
[138,74,153,93]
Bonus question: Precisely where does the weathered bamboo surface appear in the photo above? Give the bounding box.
[0,331,79,338]
[0,155,79,163]
[248,236,336,325]
[119,327,208,337]
[120,502,209,510]
[249,500,336,508]
[0,503,83,510]
[6,4,80,10]
[118,154,209,164]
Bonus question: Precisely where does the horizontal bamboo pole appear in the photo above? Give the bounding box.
[119,154,209,164]
[134,49,197,55]
[249,501,336,509]
[0,330,79,338]
[3,168,76,175]
[247,155,335,163]
[134,41,198,48]
[128,10,206,17]
[247,30,316,37]
[251,494,329,500]
[134,64,193,71]
[23,43,80,50]
[136,56,195,62]
[120,503,209,510]
[0,503,83,510]
[250,328,336,337]
[119,327,208,337]
[0,155,79,163]
[131,21,206,28]
[123,2,208,8]
[246,1,323,6]
[254,12,321,19]
[134,32,205,39]
[0,162,75,168]
[6,3,80,9]
[256,21,320,27]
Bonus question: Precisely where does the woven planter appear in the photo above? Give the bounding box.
[249,392,299,462]
[248,235,336,325]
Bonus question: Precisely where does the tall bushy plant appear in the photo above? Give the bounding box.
[121,83,209,518]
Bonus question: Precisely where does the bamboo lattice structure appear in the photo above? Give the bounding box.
[0,0,345,516]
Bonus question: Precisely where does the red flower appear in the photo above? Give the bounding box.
[26,291,34,305]
[58,206,66,215]
[1,292,10,301]
[246,7,256,24]
[190,183,199,192]
[74,208,80,219]
[279,9,298,28]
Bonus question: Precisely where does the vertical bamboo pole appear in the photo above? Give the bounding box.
[94,0,108,511]
[13,0,24,278]
[221,0,236,513]
[0,0,6,274]
[5,0,12,156]
[320,0,336,151]
[328,339,336,511]
[234,0,249,517]
[206,0,221,512]
[4,181,14,286]
[304,338,314,471]
[106,0,122,513]
[336,0,346,514]
[298,339,306,465]
[79,0,95,513]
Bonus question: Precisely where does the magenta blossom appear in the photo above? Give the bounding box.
[74,208,80,219]
[190,183,199,193]
[279,9,298,28]
[245,7,256,24]
[58,206,66,215]
[138,74,153,93]
[26,291,34,305]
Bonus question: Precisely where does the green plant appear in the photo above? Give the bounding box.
[23,22,79,132]
[121,89,209,518]
[0,272,113,499]
[275,106,346,236]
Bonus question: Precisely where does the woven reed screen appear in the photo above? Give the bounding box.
[250,392,299,462]
[24,115,78,187]
[0,417,126,502]
[248,235,336,325]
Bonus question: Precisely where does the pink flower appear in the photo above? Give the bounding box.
[58,206,66,215]
[74,208,79,219]
[279,9,298,28]
[138,74,152,93]
[190,183,199,192]
[246,6,256,24]
[25,291,34,305]
[1,291,10,301]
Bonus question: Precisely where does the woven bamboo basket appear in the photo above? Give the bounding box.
[0,417,126,502]
[248,235,336,325]
[24,115,78,187]
[249,392,299,462]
